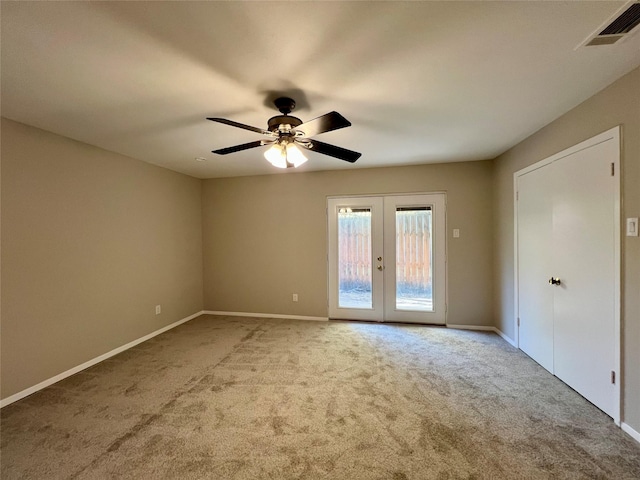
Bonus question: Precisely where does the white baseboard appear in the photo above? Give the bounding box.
[622,422,640,445]
[446,324,495,332]
[446,324,517,347]
[203,310,328,322]
[0,310,205,408]
[493,327,518,347]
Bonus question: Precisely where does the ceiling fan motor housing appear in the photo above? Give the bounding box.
[268,97,302,133]
[268,115,302,132]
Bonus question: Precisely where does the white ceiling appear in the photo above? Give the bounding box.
[2,1,639,179]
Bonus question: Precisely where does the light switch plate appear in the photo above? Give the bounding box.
[453,229,460,238]
[627,218,639,237]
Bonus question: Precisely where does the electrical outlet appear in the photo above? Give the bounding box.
[292,294,298,302]
[155,305,161,315]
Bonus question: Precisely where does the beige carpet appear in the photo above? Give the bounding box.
[1,314,639,479]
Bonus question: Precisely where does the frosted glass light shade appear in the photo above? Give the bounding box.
[264,142,308,168]
[286,144,308,167]
[264,144,288,168]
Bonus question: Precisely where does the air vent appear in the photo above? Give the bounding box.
[586,36,624,46]
[579,1,640,48]
[600,3,640,35]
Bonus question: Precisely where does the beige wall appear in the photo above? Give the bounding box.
[1,118,204,399]
[202,161,494,326]
[492,67,640,431]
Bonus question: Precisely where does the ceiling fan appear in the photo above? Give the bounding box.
[207,97,361,169]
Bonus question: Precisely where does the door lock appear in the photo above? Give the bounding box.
[548,277,561,286]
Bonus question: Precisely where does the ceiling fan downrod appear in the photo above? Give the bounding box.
[273,96,296,115]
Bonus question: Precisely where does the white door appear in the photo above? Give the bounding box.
[328,194,446,324]
[327,197,384,322]
[517,165,555,373]
[515,127,620,420]
[551,138,618,416]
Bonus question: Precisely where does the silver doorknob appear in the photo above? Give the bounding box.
[548,277,561,286]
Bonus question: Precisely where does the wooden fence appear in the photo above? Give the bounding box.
[337,210,432,293]
[338,212,372,291]
[396,210,431,294]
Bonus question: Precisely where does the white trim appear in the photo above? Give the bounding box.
[0,310,205,408]
[613,126,622,426]
[513,172,520,348]
[514,128,619,177]
[446,324,495,332]
[493,328,518,347]
[203,311,328,322]
[622,422,640,445]
[327,191,448,200]
[447,324,531,348]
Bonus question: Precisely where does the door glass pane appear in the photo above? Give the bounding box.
[338,208,372,309]
[396,206,432,311]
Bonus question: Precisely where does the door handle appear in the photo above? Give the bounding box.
[377,265,384,271]
[548,277,561,286]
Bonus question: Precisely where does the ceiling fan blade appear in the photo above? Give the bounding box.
[298,139,361,163]
[212,139,274,155]
[295,111,351,137]
[207,117,274,136]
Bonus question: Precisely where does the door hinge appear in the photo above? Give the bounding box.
[611,163,615,176]
[516,191,519,201]
[611,370,616,384]
[517,317,520,327]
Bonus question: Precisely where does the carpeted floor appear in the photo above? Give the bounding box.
[1,314,639,479]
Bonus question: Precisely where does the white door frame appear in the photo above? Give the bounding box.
[513,126,621,425]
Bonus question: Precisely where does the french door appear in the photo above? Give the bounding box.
[328,194,446,324]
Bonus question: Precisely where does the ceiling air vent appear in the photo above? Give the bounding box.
[580,1,640,47]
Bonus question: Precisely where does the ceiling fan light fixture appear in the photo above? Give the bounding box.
[264,141,308,169]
